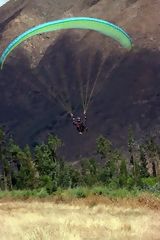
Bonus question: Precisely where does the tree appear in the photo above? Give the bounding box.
[119,158,128,187]
[139,144,149,177]
[128,127,135,165]
[7,140,38,190]
[98,150,118,185]
[145,137,159,177]
[0,127,10,190]
[96,135,112,160]
[80,158,99,186]
[34,134,62,192]
[96,136,123,185]
[58,163,81,188]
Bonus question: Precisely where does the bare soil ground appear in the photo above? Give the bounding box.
[0,197,160,240]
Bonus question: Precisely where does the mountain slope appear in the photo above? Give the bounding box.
[0,0,160,160]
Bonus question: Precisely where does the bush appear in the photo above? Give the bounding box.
[64,187,90,198]
[150,182,160,194]
[35,188,49,198]
[91,186,105,196]
[141,177,158,188]
[126,177,136,189]
[141,178,160,194]
[0,189,49,199]
[39,175,55,194]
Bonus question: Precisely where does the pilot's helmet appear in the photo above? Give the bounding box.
[77,117,81,122]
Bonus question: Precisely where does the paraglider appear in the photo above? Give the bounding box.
[70,112,88,135]
[0,17,132,69]
[0,17,133,135]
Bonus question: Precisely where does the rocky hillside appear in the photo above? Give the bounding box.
[0,0,160,160]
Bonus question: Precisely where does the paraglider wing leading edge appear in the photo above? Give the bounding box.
[0,17,132,69]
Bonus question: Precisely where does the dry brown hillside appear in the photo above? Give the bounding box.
[0,0,160,160]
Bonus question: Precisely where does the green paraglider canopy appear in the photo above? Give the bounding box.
[0,17,132,68]
[0,17,133,113]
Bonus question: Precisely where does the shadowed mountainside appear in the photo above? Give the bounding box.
[0,0,160,160]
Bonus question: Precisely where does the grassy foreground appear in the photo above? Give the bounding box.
[0,199,160,240]
[0,188,159,239]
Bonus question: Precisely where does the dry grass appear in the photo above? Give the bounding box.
[0,198,160,240]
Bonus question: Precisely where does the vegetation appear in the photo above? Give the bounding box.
[1,200,160,240]
[0,127,159,198]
